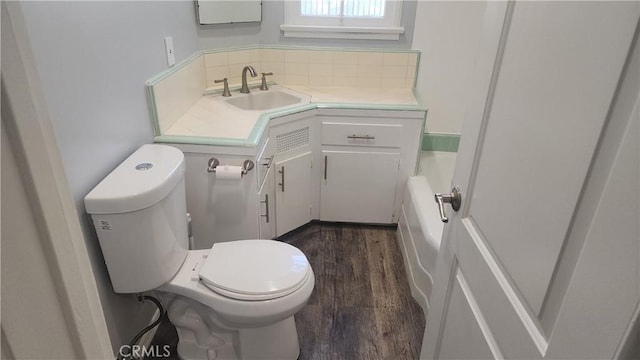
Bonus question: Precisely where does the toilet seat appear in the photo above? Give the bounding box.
[199,240,311,301]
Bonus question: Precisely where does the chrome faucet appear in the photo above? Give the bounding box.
[240,65,258,94]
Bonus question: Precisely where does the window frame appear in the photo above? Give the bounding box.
[280,0,405,40]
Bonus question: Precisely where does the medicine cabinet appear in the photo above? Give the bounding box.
[196,0,262,25]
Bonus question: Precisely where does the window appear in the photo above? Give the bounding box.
[281,0,404,40]
[300,0,385,17]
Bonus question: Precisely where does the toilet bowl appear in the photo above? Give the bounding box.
[84,144,314,360]
[159,243,314,359]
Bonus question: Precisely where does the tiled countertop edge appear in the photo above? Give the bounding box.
[154,101,427,147]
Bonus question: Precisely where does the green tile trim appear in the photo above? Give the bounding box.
[154,135,254,147]
[314,102,426,112]
[146,85,161,136]
[421,133,461,152]
[145,50,204,85]
[155,103,425,148]
[411,51,421,88]
[201,45,260,54]
[202,44,421,55]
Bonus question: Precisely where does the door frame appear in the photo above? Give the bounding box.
[2,2,113,357]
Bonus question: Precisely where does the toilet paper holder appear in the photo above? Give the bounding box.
[207,158,255,175]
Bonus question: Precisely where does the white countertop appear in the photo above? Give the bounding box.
[163,95,264,139]
[162,85,422,145]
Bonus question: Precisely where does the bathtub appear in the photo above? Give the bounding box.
[397,151,457,316]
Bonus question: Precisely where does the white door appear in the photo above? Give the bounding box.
[320,150,399,223]
[275,151,312,236]
[422,2,640,359]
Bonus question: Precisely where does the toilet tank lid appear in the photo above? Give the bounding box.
[84,144,185,214]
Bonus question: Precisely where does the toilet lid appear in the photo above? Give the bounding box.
[199,240,310,301]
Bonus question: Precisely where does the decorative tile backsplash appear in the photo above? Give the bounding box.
[422,133,461,152]
[203,46,419,91]
[147,46,420,135]
[149,55,205,134]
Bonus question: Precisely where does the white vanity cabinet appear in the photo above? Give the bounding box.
[169,135,272,249]
[321,150,400,223]
[164,106,424,246]
[275,152,312,236]
[317,109,425,224]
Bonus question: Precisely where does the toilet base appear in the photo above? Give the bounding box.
[161,293,301,360]
[238,317,300,360]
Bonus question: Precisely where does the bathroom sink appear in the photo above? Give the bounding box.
[223,88,306,111]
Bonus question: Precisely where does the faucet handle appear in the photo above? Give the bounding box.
[214,78,231,97]
[260,72,273,91]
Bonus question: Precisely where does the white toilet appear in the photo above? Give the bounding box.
[84,144,315,360]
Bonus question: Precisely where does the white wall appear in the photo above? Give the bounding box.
[198,0,418,49]
[412,1,487,134]
[17,1,199,353]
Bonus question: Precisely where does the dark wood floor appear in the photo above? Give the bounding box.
[147,222,425,359]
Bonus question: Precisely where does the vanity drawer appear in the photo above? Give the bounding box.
[321,122,403,148]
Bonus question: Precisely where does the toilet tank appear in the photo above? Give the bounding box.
[84,144,189,293]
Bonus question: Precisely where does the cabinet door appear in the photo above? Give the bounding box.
[275,152,312,236]
[321,150,399,223]
[258,164,276,239]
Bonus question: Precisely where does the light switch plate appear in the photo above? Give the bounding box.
[164,36,175,67]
